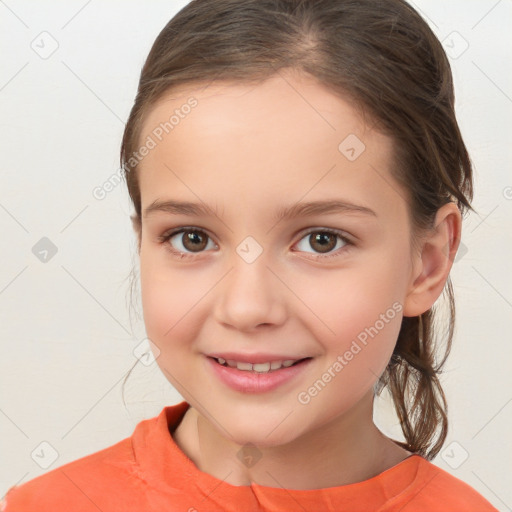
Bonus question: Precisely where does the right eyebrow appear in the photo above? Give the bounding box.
[143,199,219,219]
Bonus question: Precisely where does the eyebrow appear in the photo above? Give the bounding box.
[143,199,377,221]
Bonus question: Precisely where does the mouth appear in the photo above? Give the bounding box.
[208,356,312,373]
[206,354,314,393]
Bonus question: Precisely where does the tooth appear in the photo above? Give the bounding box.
[253,362,271,373]
[220,358,300,371]
[236,361,253,371]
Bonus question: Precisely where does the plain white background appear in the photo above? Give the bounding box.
[1,0,511,509]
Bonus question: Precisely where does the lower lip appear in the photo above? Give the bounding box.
[206,356,312,393]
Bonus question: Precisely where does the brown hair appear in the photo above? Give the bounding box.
[120,0,473,460]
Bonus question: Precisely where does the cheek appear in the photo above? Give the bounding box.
[290,258,405,380]
[139,253,206,349]
[293,258,404,335]
[333,304,402,390]
[139,263,212,393]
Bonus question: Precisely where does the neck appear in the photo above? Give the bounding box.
[172,390,411,490]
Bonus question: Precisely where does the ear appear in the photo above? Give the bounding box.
[402,202,462,317]
[131,214,142,253]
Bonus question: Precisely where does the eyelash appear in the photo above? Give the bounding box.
[157,226,354,261]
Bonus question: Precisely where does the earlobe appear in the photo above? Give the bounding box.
[402,203,462,317]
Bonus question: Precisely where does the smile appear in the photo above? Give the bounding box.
[212,357,308,373]
[206,356,313,393]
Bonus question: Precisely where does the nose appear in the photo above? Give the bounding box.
[213,253,287,332]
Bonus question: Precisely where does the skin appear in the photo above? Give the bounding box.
[132,69,461,490]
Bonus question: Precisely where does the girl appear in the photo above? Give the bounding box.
[3,0,499,510]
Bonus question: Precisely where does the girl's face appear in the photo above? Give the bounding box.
[136,71,418,447]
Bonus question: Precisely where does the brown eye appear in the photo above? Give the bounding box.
[165,229,215,254]
[308,232,337,253]
[295,229,349,258]
[180,230,208,252]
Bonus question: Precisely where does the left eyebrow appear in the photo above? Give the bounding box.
[143,199,377,220]
[273,199,377,222]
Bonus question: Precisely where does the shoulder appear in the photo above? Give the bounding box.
[384,455,499,511]
[1,434,140,512]
[1,405,188,512]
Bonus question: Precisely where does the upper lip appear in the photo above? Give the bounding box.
[207,352,311,364]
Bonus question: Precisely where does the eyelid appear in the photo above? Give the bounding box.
[292,227,354,260]
[158,226,218,258]
[158,225,355,259]
[297,226,354,244]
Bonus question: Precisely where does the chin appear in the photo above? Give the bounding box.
[220,415,305,449]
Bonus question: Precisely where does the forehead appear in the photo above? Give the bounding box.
[141,73,371,143]
[136,73,407,224]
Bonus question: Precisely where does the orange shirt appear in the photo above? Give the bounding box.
[2,401,498,511]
